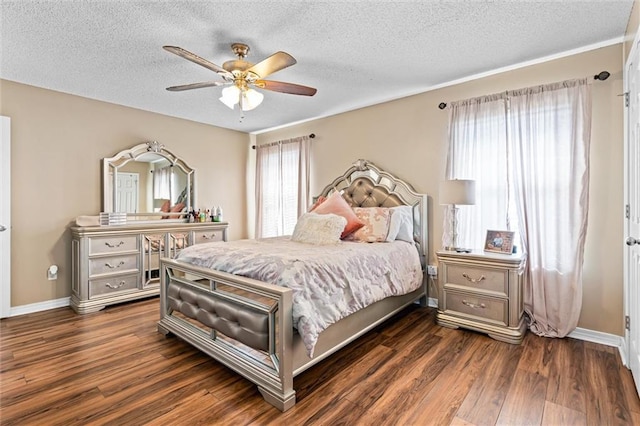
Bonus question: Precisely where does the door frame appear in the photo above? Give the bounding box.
[624,27,640,376]
[1,116,11,318]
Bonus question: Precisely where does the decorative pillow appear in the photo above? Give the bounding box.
[291,213,347,245]
[345,207,393,243]
[160,199,171,219]
[161,202,186,219]
[308,196,327,212]
[311,191,364,238]
[170,202,185,213]
[386,205,414,243]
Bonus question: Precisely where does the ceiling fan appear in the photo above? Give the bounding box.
[163,43,317,115]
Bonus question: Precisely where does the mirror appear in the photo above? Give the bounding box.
[102,141,194,221]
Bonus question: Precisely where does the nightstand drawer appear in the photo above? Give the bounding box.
[89,274,139,298]
[193,229,224,245]
[90,235,138,255]
[89,254,139,276]
[444,291,508,326]
[444,264,508,296]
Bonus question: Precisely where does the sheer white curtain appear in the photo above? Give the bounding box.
[445,94,510,250]
[255,136,310,238]
[508,79,591,337]
[445,79,592,337]
[153,166,172,200]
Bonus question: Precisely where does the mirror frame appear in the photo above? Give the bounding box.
[102,141,194,220]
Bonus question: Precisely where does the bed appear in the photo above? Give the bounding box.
[157,159,429,411]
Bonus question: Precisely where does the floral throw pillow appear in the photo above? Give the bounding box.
[345,207,392,243]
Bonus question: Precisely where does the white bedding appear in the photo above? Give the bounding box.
[175,237,423,357]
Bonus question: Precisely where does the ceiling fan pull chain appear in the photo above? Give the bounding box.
[239,90,245,122]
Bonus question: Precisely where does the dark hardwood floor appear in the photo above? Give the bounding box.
[1,298,639,425]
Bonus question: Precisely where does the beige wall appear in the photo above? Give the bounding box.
[257,44,625,336]
[1,44,627,336]
[0,79,249,307]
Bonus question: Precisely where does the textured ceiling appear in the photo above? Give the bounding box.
[0,1,634,134]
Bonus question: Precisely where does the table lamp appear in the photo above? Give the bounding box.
[439,179,476,251]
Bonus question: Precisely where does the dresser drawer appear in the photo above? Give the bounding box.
[193,229,224,245]
[444,264,508,296]
[89,254,139,277]
[89,235,138,255]
[444,290,508,326]
[89,274,139,298]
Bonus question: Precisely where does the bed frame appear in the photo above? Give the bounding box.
[157,159,429,411]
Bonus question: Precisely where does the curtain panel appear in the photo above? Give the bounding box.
[255,136,310,238]
[445,78,592,337]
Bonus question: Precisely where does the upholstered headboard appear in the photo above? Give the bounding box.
[316,159,428,267]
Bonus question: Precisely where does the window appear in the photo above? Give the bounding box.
[445,79,591,337]
[255,136,310,238]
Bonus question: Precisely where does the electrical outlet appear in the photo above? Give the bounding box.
[47,265,58,281]
[427,265,437,276]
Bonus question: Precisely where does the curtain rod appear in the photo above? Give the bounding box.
[437,70,611,110]
[252,133,315,149]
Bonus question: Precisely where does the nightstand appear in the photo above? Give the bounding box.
[435,250,526,344]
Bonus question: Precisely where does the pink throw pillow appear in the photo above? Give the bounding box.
[308,195,327,212]
[312,192,364,238]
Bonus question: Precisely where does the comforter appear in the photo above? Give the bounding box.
[175,237,423,357]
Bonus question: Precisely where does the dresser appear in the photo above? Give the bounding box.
[435,250,526,344]
[70,222,228,314]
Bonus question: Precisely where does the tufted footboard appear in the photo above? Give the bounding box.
[157,258,296,411]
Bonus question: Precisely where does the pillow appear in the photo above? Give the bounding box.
[164,202,186,219]
[345,207,392,243]
[312,191,364,238]
[308,195,327,212]
[386,205,414,243]
[160,199,171,219]
[291,213,347,245]
[170,202,185,213]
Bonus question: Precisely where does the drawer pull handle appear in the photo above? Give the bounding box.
[202,233,217,240]
[105,281,126,289]
[462,300,486,309]
[462,273,486,284]
[105,241,125,248]
[105,261,126,269]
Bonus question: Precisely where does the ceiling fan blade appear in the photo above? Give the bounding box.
[166,81,225,92]
[255,80,317,96]
[247,52,296,79]
[163,46,233,78]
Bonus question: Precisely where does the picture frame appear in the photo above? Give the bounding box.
[484,230,515,254]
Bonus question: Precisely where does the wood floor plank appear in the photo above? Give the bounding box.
[495,368,548,425]
[540,400,586,425]
[453,339,523,425]
[1,298,638,425]
[544,337,586,414]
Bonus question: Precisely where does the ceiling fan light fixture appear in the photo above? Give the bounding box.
[219,85,240,109]
[242,88,264,111]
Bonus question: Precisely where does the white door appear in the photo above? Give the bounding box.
[117,172,139,213]
[626,32,640,396]
[1,116,11,318]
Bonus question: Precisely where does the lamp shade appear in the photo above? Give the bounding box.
[439,179,476,205]
[241,88,264,111]
[219,86,240,109]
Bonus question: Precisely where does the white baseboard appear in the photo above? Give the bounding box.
[9,297,70,317]
[5,296,629,367]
